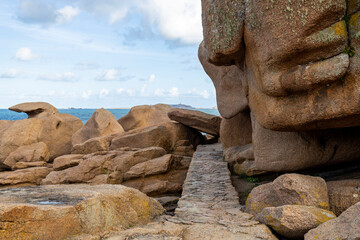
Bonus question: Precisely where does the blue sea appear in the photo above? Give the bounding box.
[0,108,219,123]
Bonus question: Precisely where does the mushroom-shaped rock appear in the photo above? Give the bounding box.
[9,102,59,119]
[72,108,124,146]
[118,104,173,131]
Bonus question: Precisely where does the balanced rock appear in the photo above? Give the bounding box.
[72,108,124,146]
[246,174,329,215]
[327,179,360,216]
[118,104,172,131]
[4,142,50,168]
[0,184,164,240]
[168,108,221,136]
[305,202,360,240]
[256,205,336,239]
[9,102,59,119]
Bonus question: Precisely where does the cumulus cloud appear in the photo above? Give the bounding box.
[39,72,76,82]
[82,90,93,99]
[56,6,80,24]
[99,88,109,98]
[155,87,179,97]
[0,69,22,78]
[97,68,134,81]
[15,47,37,61]
[138,0,202,44]
[17,0,79,25]
[187,88,210,99]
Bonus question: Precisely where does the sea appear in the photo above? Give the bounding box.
[0,108,220,124]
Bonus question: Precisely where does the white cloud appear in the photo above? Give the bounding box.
[56,6,80,24]
[97,69,134,81]
[117,88,124,94]
[0,69,22,78]
[188,88,210,99]
[110,9,129,24]
[138,0,202,44]
[39,72,75,82]
[149,74,155,82]
[126,89,136,96]
[99,88,109,98]
[82,90,93,99]
[154,87,179,97]
[15,47,37,61]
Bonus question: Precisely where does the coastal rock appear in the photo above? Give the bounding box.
[9,102,59,119]
[0,167,51,186]
[118,104,172,131]
[39,113,83,159]
[256,205,336,239]
[223,144,253,164]
[168,108,221,136]
[220,111,252,149]
[3,142,50,168]
[71,135,113,154]
[123,154,173,180]
[110,122,203,153]
[12,161,48,170]
[305,202,360,240]
[327,179,360,216]
[0,119,43,163]
[246,174,329,215]
[252,115,360,172]
[232,160,267,177]
[53,154,83,171]
[0,184,164,240]
[71,108,124,146]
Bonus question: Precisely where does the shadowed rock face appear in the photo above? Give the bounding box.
[200,0,360,131]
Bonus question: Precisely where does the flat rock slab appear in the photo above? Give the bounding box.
[0,184,164,240]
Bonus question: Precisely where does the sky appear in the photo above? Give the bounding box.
[0,0,217,109]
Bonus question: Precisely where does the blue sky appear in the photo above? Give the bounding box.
[0,0,216,109]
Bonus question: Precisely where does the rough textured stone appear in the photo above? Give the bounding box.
[9,102,59,119]
[233,160,267,177]
[53,154,84,171]
[110,122,203,153]
[246,174,329,215]
[0,184,164,240]
[4,142,50,168]
[305,202,360,240]
[72,108,124,146]
[327,179,360,216]
[124,154,173,180]
[256,205,336,239]
[118,104,172,131]
[39,113,83,159]
[0,167,51,186]
[0,119,43,163]
[252,115,360,172]
[71,135,113,154]
[168,108,221,136]
[224,144,253,164]
[220,110,252,149]
[12,161,48,170]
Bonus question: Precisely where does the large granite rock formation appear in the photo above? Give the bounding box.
[0,185,164,240]
[199,0,360,172]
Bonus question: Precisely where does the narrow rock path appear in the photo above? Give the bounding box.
[106,144,277,240]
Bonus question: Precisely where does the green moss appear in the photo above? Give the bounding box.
[343,46,356,57]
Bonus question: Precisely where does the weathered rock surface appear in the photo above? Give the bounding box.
[12,161,48,170]
[168,108,221,136]
[118,104,172,131]
[224,144,253,164]
[256,205,336,239]
[305,201,360,240]
[327,179,360,216]
[0,167,51,186]
[252,115,360,172]
[246,174,329,215]
[72,108,124,146]
[53,154,83,171]
[39,113,83,159]
[4,142,50,168]
[220,110,252,149]
[9,102,59,119]
[0,184,164,240]
[72,135,113,154]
